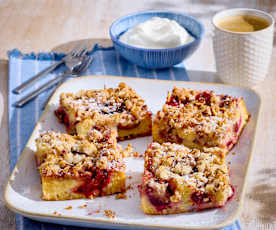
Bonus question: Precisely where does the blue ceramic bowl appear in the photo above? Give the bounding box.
[109,11,205,69]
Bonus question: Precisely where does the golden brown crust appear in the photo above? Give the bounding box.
[117,115,152,141]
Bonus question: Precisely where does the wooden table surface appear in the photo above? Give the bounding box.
[0,0,276,229]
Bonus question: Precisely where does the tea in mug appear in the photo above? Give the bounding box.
[217,14,270,32]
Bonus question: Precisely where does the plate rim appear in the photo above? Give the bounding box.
[5,75,262,230]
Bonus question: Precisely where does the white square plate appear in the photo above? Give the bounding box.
[5,76,261,230]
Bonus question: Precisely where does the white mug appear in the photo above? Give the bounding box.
[212,8,274,87]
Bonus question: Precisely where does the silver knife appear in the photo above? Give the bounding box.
[13,44,86,94]
[12,59,64,94]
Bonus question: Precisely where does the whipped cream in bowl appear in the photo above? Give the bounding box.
[110,11,204,68]
[119,17,195,49]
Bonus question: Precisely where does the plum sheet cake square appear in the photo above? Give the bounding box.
[55,82,152,141]
[153,87,249,151]
[35,130,127,201]
[139,142,233,215]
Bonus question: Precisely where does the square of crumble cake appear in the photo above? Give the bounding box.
[139,142,233,215]
[35,129,128,201]
[152,87,249,152]
[55,82,152,141]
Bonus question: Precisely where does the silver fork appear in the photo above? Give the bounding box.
[41,55,93,109]
[15,55,93,107]
[13,44,90,94]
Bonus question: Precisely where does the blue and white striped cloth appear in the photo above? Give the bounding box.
[8,45,242,230]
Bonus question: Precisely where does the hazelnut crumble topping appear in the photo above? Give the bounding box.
[144,142,230,197]
[56,82,152,136]
[36,131,126,178]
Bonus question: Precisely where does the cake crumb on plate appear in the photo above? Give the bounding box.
[104,209,116,218]
[79,204,87,209]
[115,193,127,199]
